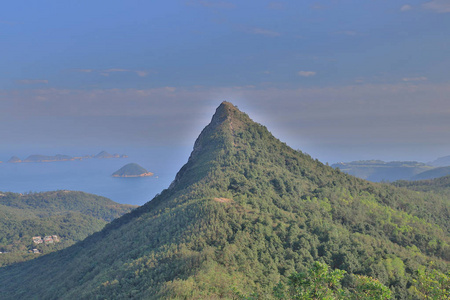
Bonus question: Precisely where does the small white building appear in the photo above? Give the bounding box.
[32,236,43,244]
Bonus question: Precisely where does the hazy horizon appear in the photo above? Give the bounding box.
[2,1,450,165]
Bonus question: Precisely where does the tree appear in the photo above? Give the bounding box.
[412,267,450,299]
[287,262,346,299]
[352,275,392,300]
[276,262,392,300]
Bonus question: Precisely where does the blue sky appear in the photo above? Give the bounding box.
[1,1,450,163]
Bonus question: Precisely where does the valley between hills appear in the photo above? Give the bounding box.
[0,102,448,299]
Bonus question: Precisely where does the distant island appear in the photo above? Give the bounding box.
[112,163,154,178]
[332,160,436,182]
[5,151,128,164]
[7,156,22,163]
[95,151,127,159]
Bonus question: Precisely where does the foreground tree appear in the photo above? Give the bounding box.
[412,266,450,299]
[274,262,391,300]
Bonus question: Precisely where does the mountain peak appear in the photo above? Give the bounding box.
[209,101,244,128]
[169,101,253,189]
[0,101,449,300]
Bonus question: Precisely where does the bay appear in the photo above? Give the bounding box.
[0,147,191,206]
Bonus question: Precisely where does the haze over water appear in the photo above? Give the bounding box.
[0,147,191,206]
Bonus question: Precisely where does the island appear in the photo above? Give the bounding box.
[23,154,74,163]
[5,151,127,163]
[95,151,127,159]
[7,156,22,163]
[112,163,154,178]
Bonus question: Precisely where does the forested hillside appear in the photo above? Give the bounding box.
[0,191,136,266]
[394,175,450,196]
[0,102,448,299]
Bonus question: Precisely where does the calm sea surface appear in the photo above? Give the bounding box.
[0,147,191,206]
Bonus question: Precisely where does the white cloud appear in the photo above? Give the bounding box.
[16,79,49,85]
[400,4,412,12]
[423,0,450,13]
[402,76,427,82]
[298,71,317,77]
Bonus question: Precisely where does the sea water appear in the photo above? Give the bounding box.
[0,146,191,206]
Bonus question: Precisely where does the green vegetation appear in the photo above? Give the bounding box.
[412,264,450,299]
[0,102,448,299]
[269,261,392,299]
[394,175,450,196]
[112,163,153,177]
[0,190,136,266]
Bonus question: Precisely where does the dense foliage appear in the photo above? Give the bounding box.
[269,261,392,299]
[393,175,450,201]
[0,190,136,266]
[0,102,448,299]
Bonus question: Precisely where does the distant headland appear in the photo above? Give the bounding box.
[6,151,128,164]
[112,163,154,178]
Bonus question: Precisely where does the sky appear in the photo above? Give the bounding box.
[1,0,450,164]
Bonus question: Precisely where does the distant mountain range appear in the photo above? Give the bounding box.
[411,166,450,181]
[5,151,128,163]
[429,155,450,167]
[332,158,450,182]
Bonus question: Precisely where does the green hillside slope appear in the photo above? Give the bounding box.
[0,102,448,299]
[0,191,136,266]
[394,175,450,195]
